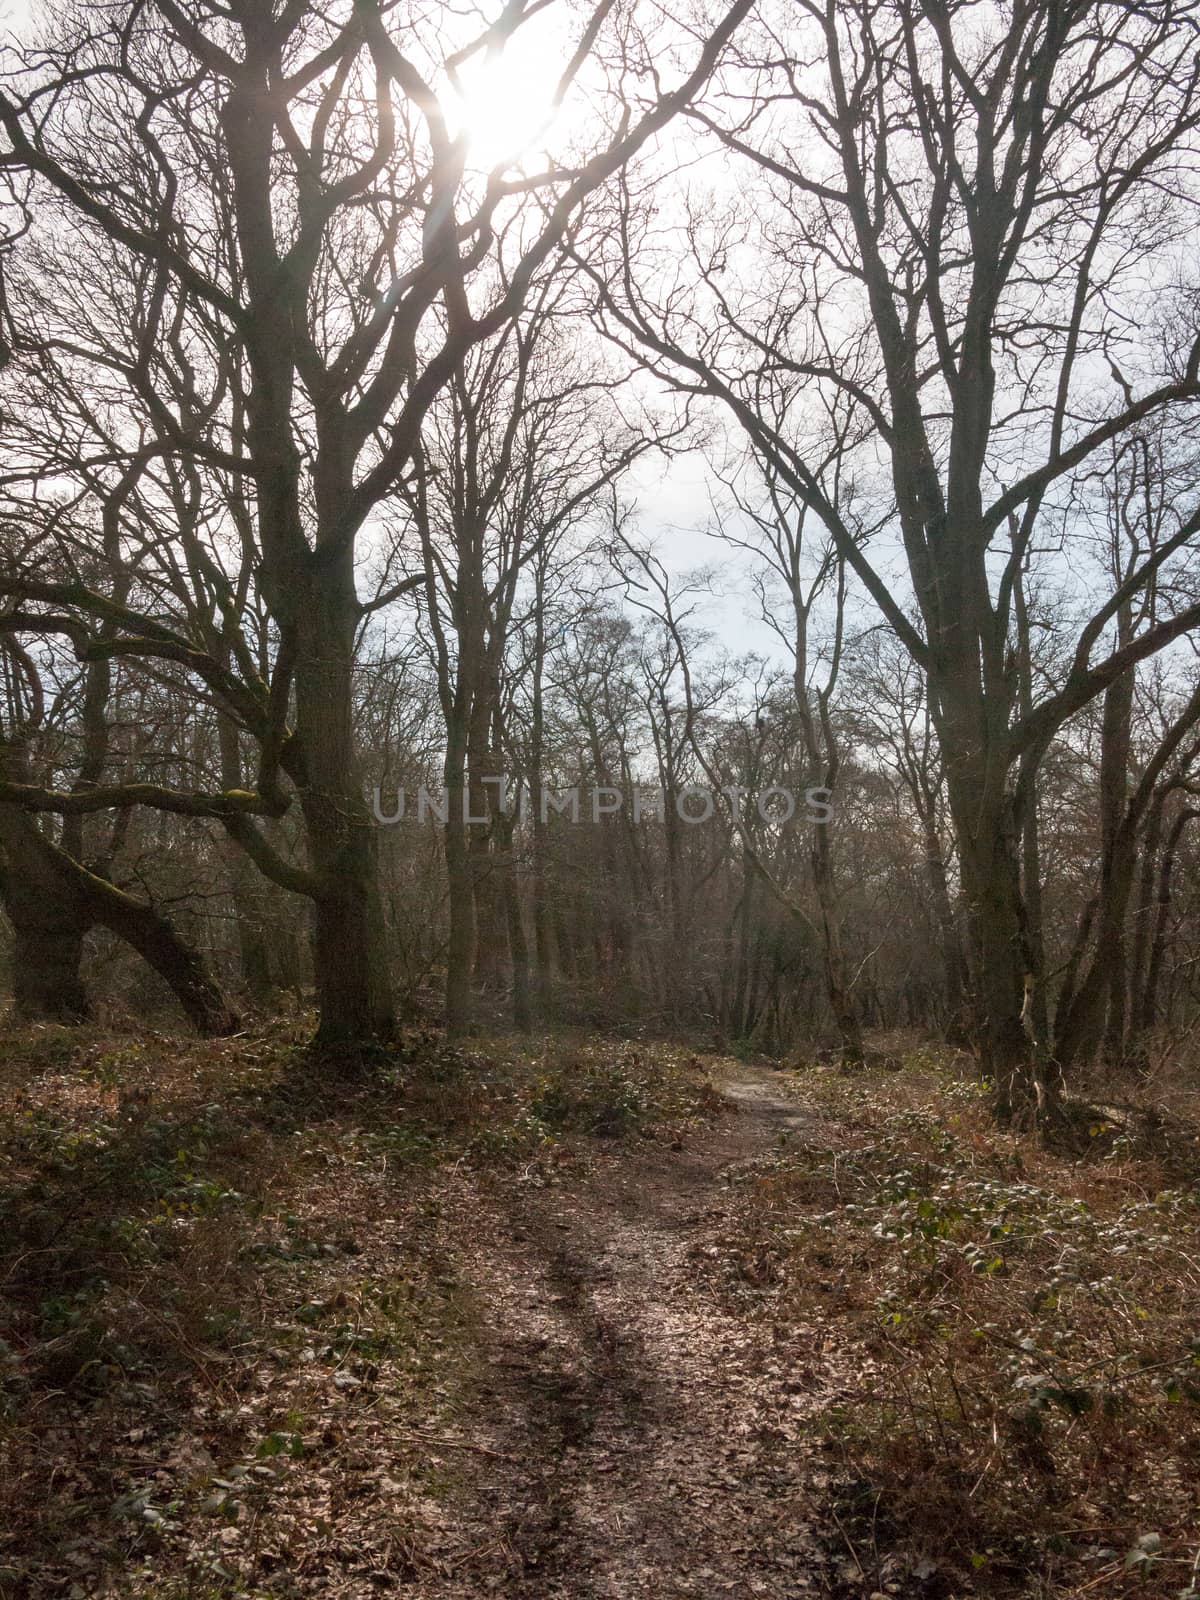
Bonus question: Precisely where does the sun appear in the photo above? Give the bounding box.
[448,23,573,172]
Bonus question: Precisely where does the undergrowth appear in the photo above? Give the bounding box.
[714,1056,1200,1598]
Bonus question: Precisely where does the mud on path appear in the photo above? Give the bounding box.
[423,1063,862,1599]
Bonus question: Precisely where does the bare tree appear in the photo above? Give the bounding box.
[847,627,969,1045]
[584,0,1200,1118]
[0,0,752,1047]
[713,458,866,1061]
[394,289,653,1031]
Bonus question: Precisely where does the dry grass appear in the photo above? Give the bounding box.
[712,1050,1200,1598]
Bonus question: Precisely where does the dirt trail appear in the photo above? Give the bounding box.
[429,1063,854,1599]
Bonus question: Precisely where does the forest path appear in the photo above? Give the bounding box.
[428,1062,856,1599]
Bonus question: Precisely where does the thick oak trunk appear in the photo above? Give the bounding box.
[293,574,394,1047]
[0,782,88,1019]
[4,877,89,1023]
[960,835,1037,1118]
[944,742,1050,1122]
[11,923,88,1021]
[0,794,237,1035]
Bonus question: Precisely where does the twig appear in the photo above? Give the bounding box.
[392,1429,521,1464]
[1073,1562,1123,1593]
[829,1505,865,1580]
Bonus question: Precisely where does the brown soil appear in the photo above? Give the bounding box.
[418,1063,856,1598]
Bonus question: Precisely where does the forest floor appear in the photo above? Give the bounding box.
[2,1022,1199,1600]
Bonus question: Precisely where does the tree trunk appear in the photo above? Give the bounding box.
[0,826,90,1021]
[232,874,274,1002]
[810,820,864,1065]
[794,652,863,1067]
[443,711,476,1035]
[1054,663,1147,1073]
[554,902,578,983]
[948,760,1045,1121]
[921,819,970,1045]
[77,867,240,1036]
[11,921,89,1021]
[1014,571,1049,1049]
[1128,788,1164,1042]
[1099,654,1136,1066]
[293,572,394,1047]
[529,579,554,1015]
[218,714,274,1002]
[1139,807,1198,1038]
[0,791,238,1035]
[444,822,477,1033]
[499,820,532,1032]
[0,737,89,1020]
[468,680,504,994]
[660,759,686,1021]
